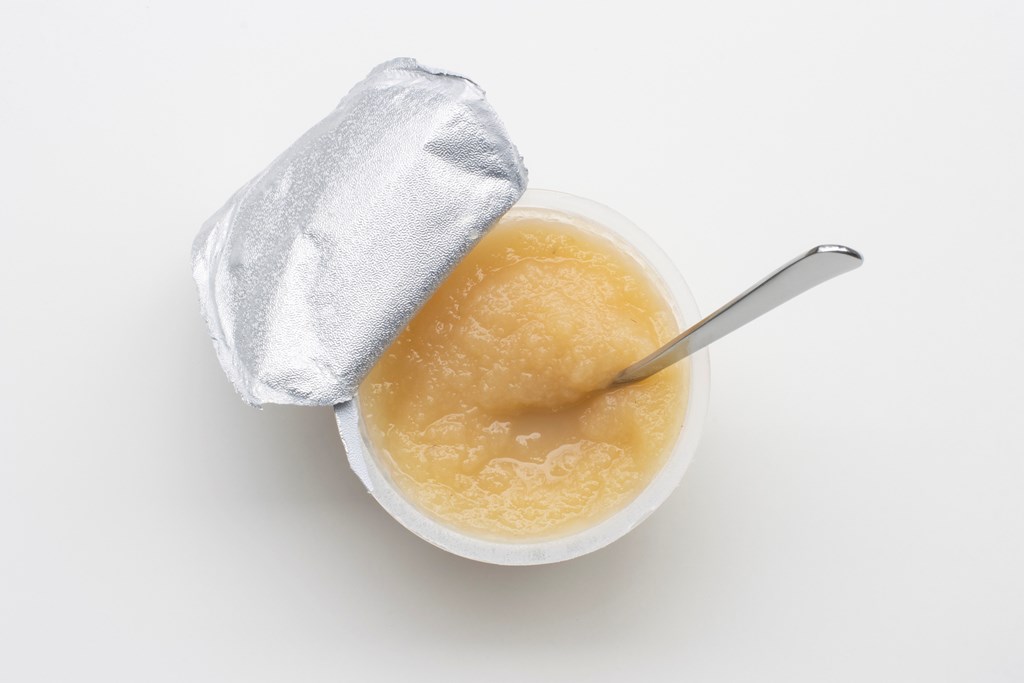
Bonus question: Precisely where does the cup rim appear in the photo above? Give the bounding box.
[337,188,710,565]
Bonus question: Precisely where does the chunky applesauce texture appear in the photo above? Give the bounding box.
[359,211,688,539]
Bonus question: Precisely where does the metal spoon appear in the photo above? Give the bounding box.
[611,245,863,387]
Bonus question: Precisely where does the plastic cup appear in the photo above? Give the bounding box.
[334,189,710,565]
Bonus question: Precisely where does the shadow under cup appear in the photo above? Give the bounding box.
[334,189,710,565]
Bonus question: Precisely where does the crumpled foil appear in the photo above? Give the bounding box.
[192,58,528,406]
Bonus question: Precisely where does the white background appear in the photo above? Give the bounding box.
[2,1,1022,681]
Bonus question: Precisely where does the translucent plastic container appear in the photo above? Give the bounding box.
[334,189,710,564]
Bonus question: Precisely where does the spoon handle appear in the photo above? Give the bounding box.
[611,245,863,386]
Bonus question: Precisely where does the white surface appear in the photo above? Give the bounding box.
[1,1,1021,680]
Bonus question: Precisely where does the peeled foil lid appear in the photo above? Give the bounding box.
[192,58,528,406]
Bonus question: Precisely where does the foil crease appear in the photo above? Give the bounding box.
[192,58,528,406]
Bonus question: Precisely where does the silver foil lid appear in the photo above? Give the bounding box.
[192,58,528,406]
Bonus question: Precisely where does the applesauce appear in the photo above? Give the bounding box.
[358,210,688,539]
